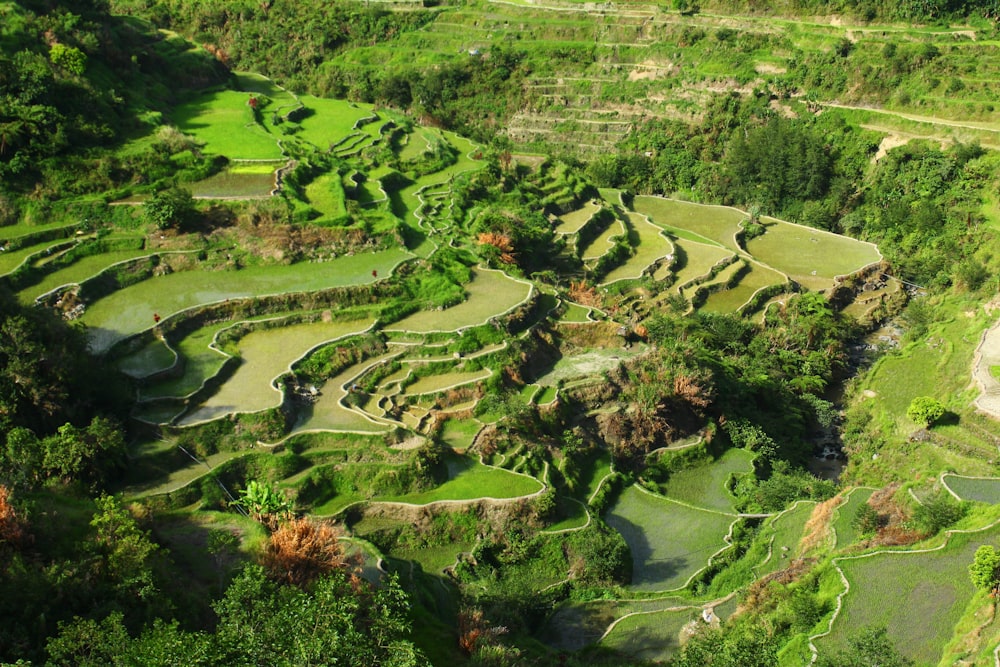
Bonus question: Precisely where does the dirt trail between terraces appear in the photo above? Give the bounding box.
[973,316,1000,419]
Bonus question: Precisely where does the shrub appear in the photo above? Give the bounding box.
[906,396,945,427]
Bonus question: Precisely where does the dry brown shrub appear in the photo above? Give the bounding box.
[477,232,516,264]
[797,495,842,554]
[568,279,601,308]
[262,518,359,588]
[740,557,816,614]
[458,607,508,654]
[0,486,26,551]
[673,373,712,410]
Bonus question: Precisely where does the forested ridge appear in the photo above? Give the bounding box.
[2,0,1000,664]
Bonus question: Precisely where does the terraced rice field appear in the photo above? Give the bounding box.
[559,301,594,322]
[756,500,816,577]
[139,320,247,399]
[534,346,643,386]
[605,486,736,592]
[581,218,625,260]
[385,268,531,333]
[117,338,176,378]
[633,196,744,251]
[82,247,411,353]
[0,221,80,241]
[600,211,674,285]
[544,595,692,652]
[699,262,786,314]
[438,418,482,450]
[746,220,881,291]
[942,474,1000,504]
[402,369,491,396]
[304,172,349,221]
[666,239,735,288]
[381,455,542,504]
[832,488,876,548]
[555,201,601,235]
[295,95,378,149]
[659,448,755,514]
[188,165,278,199]
[599,606,697,662]
[179,317,375,424]
[293,354,400,434]
[19,247,156,303]
[0,239,74,276]
[173,89,284,160]
[816,525,996,665]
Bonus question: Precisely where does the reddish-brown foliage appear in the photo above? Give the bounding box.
[568,279,601,308]
[673,373,712,410]
[477,232,516,264]
[458,607,507,655]
[0,486,26,551]
[262,518,358,588]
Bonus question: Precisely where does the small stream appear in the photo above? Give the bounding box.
[807,320,904,481]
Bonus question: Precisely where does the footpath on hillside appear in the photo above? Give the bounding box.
[973,314,1000,418]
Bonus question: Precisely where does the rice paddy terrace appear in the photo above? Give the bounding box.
[320,0,1000,157]
[8,63,989,665]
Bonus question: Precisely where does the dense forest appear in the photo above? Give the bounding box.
[3,0,1000,664]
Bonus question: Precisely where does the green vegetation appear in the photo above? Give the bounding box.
[5,0,1000,665]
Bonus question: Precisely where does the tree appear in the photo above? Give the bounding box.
[144,186,196,231]
[910,490,967,535]
[969,545,1000,597]
[235,479,291,526]
[88,495,163,605]
[906,396,946,427]
[816,626,913,667]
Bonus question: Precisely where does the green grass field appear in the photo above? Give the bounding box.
[942,475,1000,503]
[633,196,744,252]
[600,212,674,285]
[815,525,998,665]
[659,448,754,514]
[381,454,542,504]
[745,219,881,290]
[385,269,531,333]
[173,88,284,160]
[605,486,736,592]
[81,248,411,353]
[179,318,375,424]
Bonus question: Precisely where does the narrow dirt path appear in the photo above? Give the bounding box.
[973,315,1000,419]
